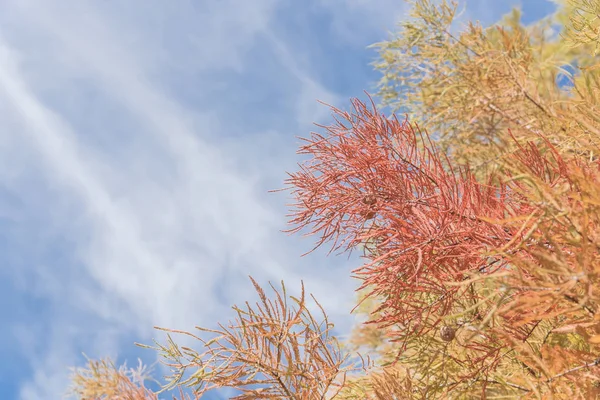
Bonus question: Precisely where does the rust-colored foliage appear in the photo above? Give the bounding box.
[337,364,414,399]
[138,277,363,399]
[286,97,522,342]
[68,357,166,400]
[285,95,600,397]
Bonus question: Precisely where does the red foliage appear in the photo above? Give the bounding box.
[284,96,537,343]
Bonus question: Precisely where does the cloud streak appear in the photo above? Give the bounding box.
[0,1,362,398]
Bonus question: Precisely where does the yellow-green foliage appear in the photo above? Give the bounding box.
[371,0,600,176]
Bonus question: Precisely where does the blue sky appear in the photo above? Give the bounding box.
[0,0,556,399]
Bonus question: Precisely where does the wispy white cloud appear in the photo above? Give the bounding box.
[0,0,366,397]
[314,0,410,45]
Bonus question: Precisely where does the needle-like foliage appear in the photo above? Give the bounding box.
[372,0,600,178]
[285,97,600,397]
[136,277,363,399]
[285,96,522,344]
[68,357,167,400]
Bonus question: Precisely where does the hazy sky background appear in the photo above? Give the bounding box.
[0,0,556,398]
